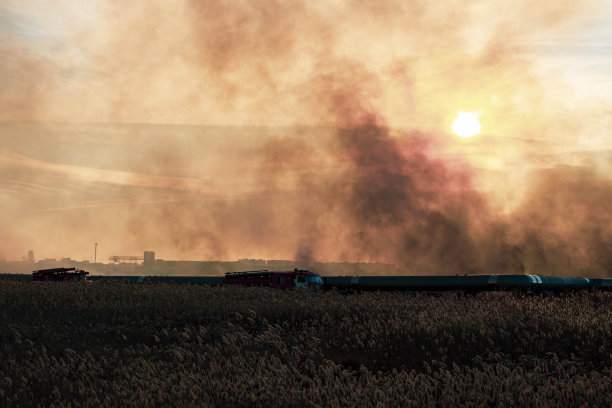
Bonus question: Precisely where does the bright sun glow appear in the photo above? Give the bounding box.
[452,111,482,138]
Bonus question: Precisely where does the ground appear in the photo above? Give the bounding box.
[0,281,610,407]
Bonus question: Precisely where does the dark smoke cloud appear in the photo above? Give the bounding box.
[1,0,611,277]
[509,166,612,276]
[334,123,483,273]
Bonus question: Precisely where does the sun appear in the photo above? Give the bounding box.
[452,111,482,138]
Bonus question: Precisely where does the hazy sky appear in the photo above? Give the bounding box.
[1,0,612,276]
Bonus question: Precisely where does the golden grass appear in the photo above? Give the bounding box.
[0,281,610,407]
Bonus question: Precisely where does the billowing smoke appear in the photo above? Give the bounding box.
[334,123,482,273]
[1,0,611,276]
[509,166,612,276]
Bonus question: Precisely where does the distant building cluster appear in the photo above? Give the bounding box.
[0,250,399,276]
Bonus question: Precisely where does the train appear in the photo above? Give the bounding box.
[222,269,323,290]
[90,273,610,293]
[15,269,612,293]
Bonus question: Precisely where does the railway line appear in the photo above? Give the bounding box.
[3,269,611,293]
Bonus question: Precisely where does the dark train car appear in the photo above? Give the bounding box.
[589,278,612,290]
[322,274,612,293]
[87,275,224,285]
[148,276,224,285]
[87,275,142,283]
[223,269,323,290]
[538,276,592,291]
[32,267,89,282]
[324,275,504,292]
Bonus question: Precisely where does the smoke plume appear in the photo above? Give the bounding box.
[1,0,611,276]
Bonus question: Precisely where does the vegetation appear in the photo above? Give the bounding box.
[0,281,610,407]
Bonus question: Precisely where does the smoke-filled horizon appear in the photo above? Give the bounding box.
[2,0,612,276]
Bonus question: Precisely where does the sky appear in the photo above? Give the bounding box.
[1,0,612,276]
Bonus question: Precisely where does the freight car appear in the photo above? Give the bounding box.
[322,274,612,293]
[68,272,611,293]
[32,267,89,281]
[86,275,224,285]
[223,269,323,290]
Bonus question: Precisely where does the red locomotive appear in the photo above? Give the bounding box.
[222,269,322,290]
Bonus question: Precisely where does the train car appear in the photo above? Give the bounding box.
[87,275,224,285]
[322,274,612,293]
[589,278,612,291]
[32,267,89,282]
[222,269,323,290]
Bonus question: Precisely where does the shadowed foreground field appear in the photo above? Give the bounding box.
[0,281,611,407]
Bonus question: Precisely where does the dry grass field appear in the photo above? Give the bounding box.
[0,281,610,407]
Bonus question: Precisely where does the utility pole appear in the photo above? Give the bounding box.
[94,242,98,263]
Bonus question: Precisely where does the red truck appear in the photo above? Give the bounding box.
[222,269,322,290]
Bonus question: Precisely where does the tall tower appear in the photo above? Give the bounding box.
[144,251,155,266]
[27,250,34,264]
